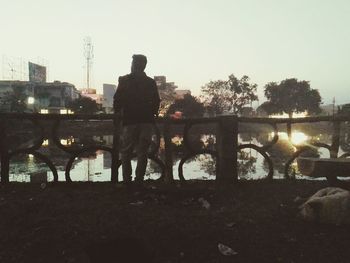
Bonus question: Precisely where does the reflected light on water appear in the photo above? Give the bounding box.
[270,112,307,118]
[270,131,309,145]
[290,132,308,145]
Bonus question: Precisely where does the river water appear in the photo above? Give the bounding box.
[7,122,350,182]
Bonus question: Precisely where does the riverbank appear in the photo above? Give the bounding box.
[1,180,350,262]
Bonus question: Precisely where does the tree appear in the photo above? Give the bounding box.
[260,78,321,118]
[166,94,205,118]
[157,82,177,116]
[201,74,258,115]
[67,96,99,114]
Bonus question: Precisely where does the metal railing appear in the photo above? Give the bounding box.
[0,113,349,183]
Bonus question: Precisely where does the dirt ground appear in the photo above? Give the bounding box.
[1,180,350,263]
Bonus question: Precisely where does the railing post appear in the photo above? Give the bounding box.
[331,121,340,158]
[216,115,238,184]
[0,122,9,183]
[163,119,174,183]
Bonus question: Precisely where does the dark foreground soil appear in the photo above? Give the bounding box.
[1,180,350,263]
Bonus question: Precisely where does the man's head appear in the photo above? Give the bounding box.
[131,54,147,73]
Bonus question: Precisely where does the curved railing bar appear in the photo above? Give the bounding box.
[178,149,217,182]
[64,149,165,183]
[284,146,315,179]
[64,146,113,182]
[8,150,58,182]
[237,122,277,178]
[284,138,343,179]
[179,118,219,182]
[339,153,350,158]
[238,144,274,180]
[312,142,332,151]
[3,113,350,184]
[2,113,350,123]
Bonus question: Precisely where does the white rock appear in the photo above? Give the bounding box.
[198,197,211,210]
[299,187,350,225]
[218,243,238,256]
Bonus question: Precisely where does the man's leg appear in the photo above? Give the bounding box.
[120,125,137,184]
[135,124,153,183]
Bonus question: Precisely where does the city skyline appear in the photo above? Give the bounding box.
[1,0,350,104]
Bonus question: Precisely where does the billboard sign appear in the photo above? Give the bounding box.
[28,62,46,83]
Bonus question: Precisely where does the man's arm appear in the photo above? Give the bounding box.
[113,76,126,116]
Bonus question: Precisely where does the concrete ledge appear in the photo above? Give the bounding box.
[297,157,350,178]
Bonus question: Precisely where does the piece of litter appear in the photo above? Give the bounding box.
[40,183,46,189]
[226,222,236,228]
[129,201,144,206]
[198,197,211,210]
[218,243,238,256]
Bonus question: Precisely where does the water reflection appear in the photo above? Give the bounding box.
[8,122,350,182]
[269,131,309,145]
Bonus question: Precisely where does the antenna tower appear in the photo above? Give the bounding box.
[2,55,25,80]
[84,37,94,89]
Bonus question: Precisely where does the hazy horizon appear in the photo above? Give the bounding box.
[1,0,349,104]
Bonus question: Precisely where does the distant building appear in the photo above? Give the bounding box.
[80,88,103,105]
[165,82,178,91]
[0,81,35,112]
[154,76,166,89]
[154,76,178,91]
[338,104,350,116]
[0,80,79,113]
[174,89,191,99]
[320,104,338,116]
[102,84,116,113]
[35,81,80,114]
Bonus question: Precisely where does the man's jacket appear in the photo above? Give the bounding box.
[113,72,160,125]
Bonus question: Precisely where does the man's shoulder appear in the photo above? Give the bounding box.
[118,74,131,82]
[118,73,156,86]
[145,75,156,85]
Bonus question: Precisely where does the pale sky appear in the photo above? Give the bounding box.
[1,0,349,104]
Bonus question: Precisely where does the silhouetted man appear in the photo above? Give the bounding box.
[113,54,160,186]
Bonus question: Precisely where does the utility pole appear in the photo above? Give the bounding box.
[332,97,336,116]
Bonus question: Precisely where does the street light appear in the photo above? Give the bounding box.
[27,97,35,104]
